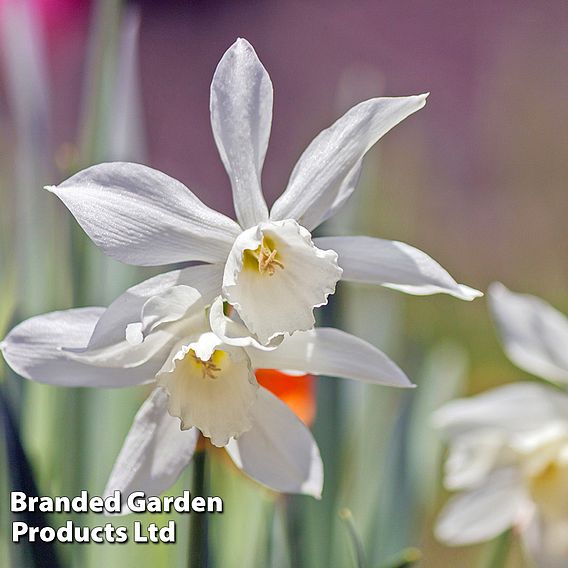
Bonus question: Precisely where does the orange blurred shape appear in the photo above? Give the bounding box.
[255,369,316,426]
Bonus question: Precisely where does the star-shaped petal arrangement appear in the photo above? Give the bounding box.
[45,38,481,347]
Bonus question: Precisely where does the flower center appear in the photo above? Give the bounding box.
[527,454,568,519]
[243,236,284,276]
[157,335,257,447]
[186,348,225,380]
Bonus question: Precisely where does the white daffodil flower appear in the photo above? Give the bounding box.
[0,270,413,504]
[45,38,480,346]
[434,283,568,567]
[434,383,568,568]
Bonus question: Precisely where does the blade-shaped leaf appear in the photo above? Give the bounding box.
[0,388,62,568]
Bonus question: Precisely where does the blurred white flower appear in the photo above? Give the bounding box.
[0,272,413,504]
[489,282,568,384]
[45,38,480,346]
[434,283,568,567]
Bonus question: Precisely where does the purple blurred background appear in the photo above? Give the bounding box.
[7,0,568,295]
[43,1,568,296]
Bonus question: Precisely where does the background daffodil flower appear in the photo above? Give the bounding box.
[435,283,568,567]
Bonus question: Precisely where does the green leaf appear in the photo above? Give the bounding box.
[1,388,63,568]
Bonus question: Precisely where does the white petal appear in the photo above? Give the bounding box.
[66,289,214,372]
[435,467,527,545]
[87,263,224,351]
[127,284,203,343]
[489,282,568,383]
[47,162,241,266]
[247,327,413,388]
[157,338,258,447]
[312,160,363,228]
[315,236,482,300]
[512,422,568,458]
[210,38,270,228]
[0,308,150,387]
[209,296,282,351]
[65,318,185,370]
[523,514,568,568]
[270,95,427,230]
[443,430,508,491]
[186,331,222,361]
[223,220,342,345]
[434,383,568,438]
[225,387,323,497]
[67,270,222,375]
[104,388,199,513]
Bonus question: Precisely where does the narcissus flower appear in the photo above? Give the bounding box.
[434,284,568,567]
[0,272,412,503]
[45,38,480,346]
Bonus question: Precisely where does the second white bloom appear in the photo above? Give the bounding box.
[435,283,568,568]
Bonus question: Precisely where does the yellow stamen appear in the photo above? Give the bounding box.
[189,350,222,379]
[243,236,284,276]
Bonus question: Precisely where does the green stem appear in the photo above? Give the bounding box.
[189,451,209,568]
[339,508,366,568]
[485,530,512,568]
